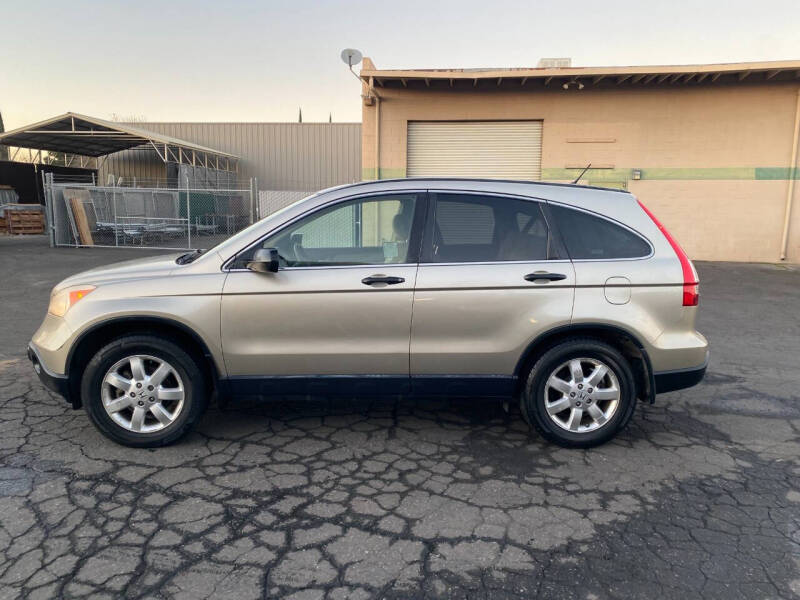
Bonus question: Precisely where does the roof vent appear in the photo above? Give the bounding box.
[537,58,572,68]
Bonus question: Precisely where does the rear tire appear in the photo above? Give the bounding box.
[81,334,208,447]
[521,338,636,448]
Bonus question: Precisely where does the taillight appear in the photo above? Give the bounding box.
[637,200,699,306]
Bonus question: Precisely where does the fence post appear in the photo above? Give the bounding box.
[185,173,191,250]
[42,171,55,247]
[253,177,259,221]
[113,185,119,247]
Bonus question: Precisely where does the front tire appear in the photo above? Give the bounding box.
[521,338,636,448]
[81,334,208,447]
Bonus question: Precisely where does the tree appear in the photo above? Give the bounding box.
[110,113,147,123]
[298,107,303,123]
[0,110,8,161]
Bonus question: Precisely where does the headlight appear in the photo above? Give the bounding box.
[48,285,96,317]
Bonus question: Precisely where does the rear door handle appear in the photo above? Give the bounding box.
[362,275,406,286]
[524,272,567,282]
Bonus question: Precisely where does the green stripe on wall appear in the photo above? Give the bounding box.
[363,167,799,181]
[544,167,799,181]
[362,167,407,180]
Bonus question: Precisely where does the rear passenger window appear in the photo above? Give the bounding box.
[548,204,651,259]
[426,193,560,263]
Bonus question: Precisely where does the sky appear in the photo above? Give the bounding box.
[2,0,799,130]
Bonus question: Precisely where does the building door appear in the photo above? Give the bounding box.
[407,121,543,180]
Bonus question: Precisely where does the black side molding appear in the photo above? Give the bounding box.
[653,360,708,394]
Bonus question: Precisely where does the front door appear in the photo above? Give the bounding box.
[221,191,425,395]
[410,191,576,396]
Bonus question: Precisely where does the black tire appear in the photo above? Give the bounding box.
[81,334,208,447]
[520,338,637,448]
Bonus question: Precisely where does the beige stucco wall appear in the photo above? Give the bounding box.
[362,82,800,263]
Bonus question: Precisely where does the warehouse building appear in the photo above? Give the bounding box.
[358,58,800,263]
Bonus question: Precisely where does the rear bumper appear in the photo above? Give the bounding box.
[654,356,708,394]
[28,344,74,405]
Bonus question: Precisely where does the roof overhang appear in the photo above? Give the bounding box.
[361,59,800,90]
[0,112,239,172]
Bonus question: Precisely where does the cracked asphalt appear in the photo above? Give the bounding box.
[1,235,799,599]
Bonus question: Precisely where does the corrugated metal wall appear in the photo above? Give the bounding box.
[100,122,361,190]
[100,148,166,185]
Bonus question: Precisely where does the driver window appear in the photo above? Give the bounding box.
[239,193,419,268]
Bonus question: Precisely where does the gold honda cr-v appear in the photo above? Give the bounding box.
[29,179,708,448]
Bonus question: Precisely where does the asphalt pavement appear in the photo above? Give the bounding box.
[1,235,798,599]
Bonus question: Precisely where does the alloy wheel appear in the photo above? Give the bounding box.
[543,357,620,433]
[101,354,185,433]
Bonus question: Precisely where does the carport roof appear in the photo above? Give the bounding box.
[0,112,238,162]
[360,59,800,89]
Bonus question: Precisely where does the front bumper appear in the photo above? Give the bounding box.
[27,345,74,406]
[653,355,708,394]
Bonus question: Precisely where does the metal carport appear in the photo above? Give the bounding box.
[0,112,239,174]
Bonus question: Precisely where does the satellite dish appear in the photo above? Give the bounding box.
[340,48,363,68]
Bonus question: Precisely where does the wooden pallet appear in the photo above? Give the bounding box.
[6,211,45,235]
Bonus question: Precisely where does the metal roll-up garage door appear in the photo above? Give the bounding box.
[407,121,542,180]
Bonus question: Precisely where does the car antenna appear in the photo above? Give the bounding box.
[572,163,592,184]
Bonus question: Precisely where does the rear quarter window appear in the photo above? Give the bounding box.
[549,204,651,259]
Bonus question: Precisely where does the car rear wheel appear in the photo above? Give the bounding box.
[81,334,208,447]
[521,338,636,448]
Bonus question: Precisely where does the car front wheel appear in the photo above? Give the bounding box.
[81,334,208,447]
[521,338,637,448]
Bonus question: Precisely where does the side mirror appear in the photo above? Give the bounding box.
[247,248,280,273]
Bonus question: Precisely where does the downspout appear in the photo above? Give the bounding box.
[367,75,381,181]
[779,87,800,260]
[375,93,381,180]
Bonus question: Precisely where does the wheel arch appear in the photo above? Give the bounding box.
[65,316,222,409]
[514,323,656,403]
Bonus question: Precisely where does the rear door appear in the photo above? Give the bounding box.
[410,191,576,396]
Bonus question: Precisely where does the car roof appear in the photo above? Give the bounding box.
[317,177,631,196]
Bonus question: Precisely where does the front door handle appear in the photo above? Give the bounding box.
[362,275,406,286]
[524,272,567,282]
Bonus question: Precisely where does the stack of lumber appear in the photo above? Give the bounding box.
[1,204,45,235]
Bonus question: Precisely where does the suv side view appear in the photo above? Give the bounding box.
[28,179,708,448]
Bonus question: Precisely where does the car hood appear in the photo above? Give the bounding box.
[54,253,184,290]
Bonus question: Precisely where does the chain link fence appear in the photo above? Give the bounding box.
[258,189,316,218]
[43,172,256,250]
